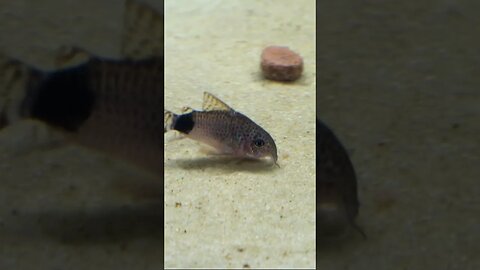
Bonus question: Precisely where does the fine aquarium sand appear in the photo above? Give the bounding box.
[164,0,316,268]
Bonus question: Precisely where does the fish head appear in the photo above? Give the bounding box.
[245,128,278,164]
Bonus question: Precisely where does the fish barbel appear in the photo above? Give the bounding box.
[165,92,278,165]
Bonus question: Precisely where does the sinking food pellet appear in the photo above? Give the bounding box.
[261,45,303,81]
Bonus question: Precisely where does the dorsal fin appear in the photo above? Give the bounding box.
[202,92,233,111]
[121,0,163,60]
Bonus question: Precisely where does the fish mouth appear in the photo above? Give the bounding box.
[244,151,279,167]
[246,152,273,161]
[262,153,279,167]
[245,152,262,160]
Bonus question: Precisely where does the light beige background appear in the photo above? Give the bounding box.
[164,0,316,268]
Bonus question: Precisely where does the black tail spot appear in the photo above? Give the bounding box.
[27,63,95,132]
[173,113,194,134]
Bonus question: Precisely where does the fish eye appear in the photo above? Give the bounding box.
[253,139,265,147]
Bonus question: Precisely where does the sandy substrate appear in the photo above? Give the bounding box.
[164,0,316,268]
[318,0,480,269]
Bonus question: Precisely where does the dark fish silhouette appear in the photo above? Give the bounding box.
[9,56,163,173]
[0,0,164,174]
[317,118,365,238]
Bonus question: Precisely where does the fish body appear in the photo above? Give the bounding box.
[317,118,364,238]
[0,0,165,174]
[165,92,278,164]
[0,55,164,174]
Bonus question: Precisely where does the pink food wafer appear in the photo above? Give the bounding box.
[261,46,303,81]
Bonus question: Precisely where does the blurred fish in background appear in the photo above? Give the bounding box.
[0,0,164,175]
[317,118,365,238]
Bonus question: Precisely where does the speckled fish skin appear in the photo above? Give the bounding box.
[165,93,278,164]
[317,118,364,238]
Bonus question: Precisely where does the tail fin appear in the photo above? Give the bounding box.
[164,110,177,133]
[0,53,44,128]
